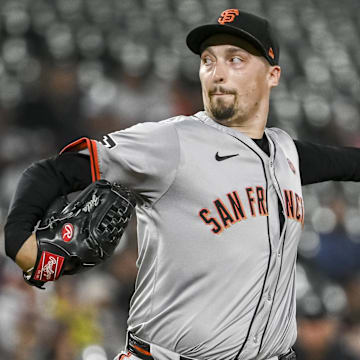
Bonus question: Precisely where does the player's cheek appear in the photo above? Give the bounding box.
[198,64,206,80]
[199,80,211,103]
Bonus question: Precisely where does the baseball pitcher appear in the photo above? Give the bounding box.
[5,9,360,360]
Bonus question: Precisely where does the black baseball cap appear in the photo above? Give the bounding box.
[186,9,279,66]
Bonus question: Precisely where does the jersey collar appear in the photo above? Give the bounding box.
[193,111,273,159]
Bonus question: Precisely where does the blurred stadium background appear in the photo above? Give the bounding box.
[0,0,359,359]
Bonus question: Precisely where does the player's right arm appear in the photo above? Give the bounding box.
[5,153,92,270]
[7,120,180,271]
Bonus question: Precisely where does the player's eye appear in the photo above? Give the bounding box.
[201,56,213,65]
[231,56,243,64]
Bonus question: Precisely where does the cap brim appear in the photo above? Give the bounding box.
[186,24,269,61]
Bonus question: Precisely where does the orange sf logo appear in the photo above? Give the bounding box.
[218,9,239,25]
[268,47,275,60]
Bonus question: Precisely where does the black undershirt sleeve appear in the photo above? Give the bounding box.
[254,136,360,185]
[294,140,360,185]
[5,153,92,261]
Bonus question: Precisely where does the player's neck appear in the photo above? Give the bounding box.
[207,100,269,139]
[210,112,267,139]
[227,120,266,139]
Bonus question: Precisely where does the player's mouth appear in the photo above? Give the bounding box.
[211,93,233,96]
[209,87,236,97]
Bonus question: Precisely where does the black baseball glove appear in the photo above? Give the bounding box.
[23,179,136,289]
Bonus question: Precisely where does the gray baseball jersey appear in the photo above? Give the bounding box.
[72,111,304,360]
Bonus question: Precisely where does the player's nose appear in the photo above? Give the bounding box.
[213,62,227,83]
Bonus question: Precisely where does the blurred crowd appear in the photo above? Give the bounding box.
[0,0,360,359]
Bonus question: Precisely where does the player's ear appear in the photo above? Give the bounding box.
[268,65,281,88]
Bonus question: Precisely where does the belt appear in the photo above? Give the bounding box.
[128,332,296,360]
[128,333,193,360]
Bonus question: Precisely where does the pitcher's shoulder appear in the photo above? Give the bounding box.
[159,114,201,128]
[119,115,195,133]
[266,127,298,158]
[266,127,293,139]
[266,127,296,146]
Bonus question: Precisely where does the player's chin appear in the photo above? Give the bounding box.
[209,101,236,122]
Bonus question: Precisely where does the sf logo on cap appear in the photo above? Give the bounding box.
[218,9,239,25]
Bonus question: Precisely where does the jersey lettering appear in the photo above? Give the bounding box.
[246,187,257,217]
[199,208,223,234]
[214,199,234,228]
[198,186,304,234]
[284,189,304,226]
[227,191,247,222]
[256,186,268,216]
[284,189,295,219]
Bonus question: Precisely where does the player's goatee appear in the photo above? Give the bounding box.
[210,101,236,121]
[208,86,237,121]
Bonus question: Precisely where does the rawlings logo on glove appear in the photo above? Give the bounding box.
[33,251,65,281]
[62,223,74,242]
[23,180,136,289]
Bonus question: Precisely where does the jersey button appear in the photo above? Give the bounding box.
[253,335,258,343]
[267,293,272,301]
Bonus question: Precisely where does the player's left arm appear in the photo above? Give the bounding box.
[295,140,360,185]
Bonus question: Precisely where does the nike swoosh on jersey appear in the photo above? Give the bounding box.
[215,152,239,161]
